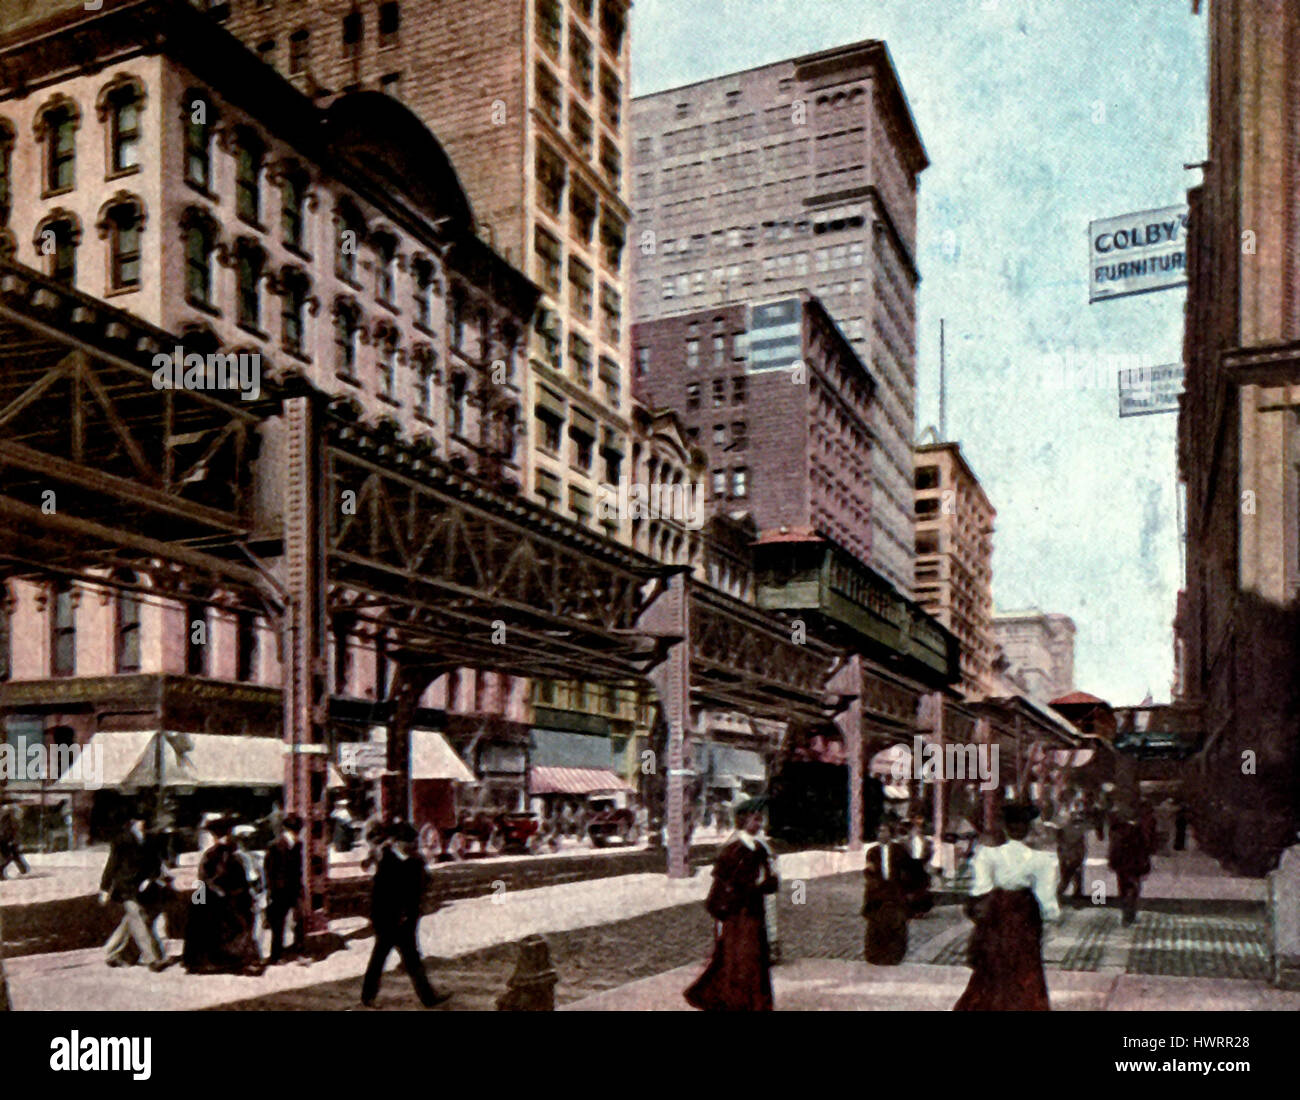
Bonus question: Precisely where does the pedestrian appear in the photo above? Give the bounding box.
[862,820,911,965]
[954,803,1060,1012]
[1107,806,1151,926]
[184,817,262,975]
[264,812,306,963]
[0,800,29,879]
[684,796,779,1012]
[1054,810,1087,904]
[99,813,168,971]
[361,822,449,1008]
[233,825,267,963]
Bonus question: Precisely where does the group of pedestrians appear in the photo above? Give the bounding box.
[685,793,1167,1012]
[98,811,305,977]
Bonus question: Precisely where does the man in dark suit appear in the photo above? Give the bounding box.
[99,813,167,970]
[361,822,449,1008]
[263,812,305,964]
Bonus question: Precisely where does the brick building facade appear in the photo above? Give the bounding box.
[630,40,926,597]
[1178,0,1300,873]
[914,439,997,699]
[632,294,875,564]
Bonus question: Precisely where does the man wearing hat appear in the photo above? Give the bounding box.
[0,800,28,880]
[99,812,168,970]
[684,795,779,1012]
[1107,803,1152,926]
[954,802,1061,1011]
[361,821,450,1008]
[264,812,305,963]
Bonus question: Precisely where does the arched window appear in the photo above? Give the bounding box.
[450,372,467,436]
[279,268,308,355]
[412,346,438,421]
[182,90,215,189]
[36,212,80,285]
[280,166,308,250]
[334,199,365,283]
[410,255,438,327]
[37,98,79,194]
[104,199,142,290]
[235,239,265,329]
[181,208,216,305]
[0,121,12,226]
[234,127,264,224]
[334,298,360,376]
[377,327,398,398]
[101,79,143,174]
[372,230,397,303]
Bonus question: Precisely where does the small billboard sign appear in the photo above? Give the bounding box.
[1118,362,1184,418]
[1090,205,1189,302]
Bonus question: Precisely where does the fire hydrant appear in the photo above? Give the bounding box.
[496,934,558,1011]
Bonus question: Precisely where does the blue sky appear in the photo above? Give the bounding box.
[630,0,1208,704]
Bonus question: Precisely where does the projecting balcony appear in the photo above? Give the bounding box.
[753,532,959,687]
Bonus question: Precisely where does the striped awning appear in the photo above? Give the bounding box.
[529,766,633,795]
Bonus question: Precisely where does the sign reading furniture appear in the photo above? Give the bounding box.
[1089,205,1189,303]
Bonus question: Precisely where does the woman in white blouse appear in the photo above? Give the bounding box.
[954,802,1061,1011]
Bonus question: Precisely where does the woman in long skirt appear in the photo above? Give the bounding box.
[862,821,910,965]
[954,803,1060,1011]
[685,798,778,1012]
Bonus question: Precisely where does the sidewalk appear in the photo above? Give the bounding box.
[560,957,1300,1011]
[4,848,858,1011]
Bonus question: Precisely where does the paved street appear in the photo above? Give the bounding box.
[4,839,1287,1011]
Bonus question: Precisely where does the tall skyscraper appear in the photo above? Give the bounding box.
[630,39,927,596]
[224,0,635,541]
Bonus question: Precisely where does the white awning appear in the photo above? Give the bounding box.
[411,729,474,782]
[49,731,157,791]
[51,731,287,790]
[368,727,474,782]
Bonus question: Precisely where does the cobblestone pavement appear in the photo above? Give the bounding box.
[216,872,1269,1010]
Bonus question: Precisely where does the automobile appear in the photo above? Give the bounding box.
[585,790,640,847]
[426,809,544,860]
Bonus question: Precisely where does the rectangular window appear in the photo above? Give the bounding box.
[115,591,141,673]
[712,379,726,407]
[570,27,594,96]
[46,109,75,193]
[236,612,257,682]
[342,10,362,56]
[281,172,306,250]
[51,584,76,677]
[711,470,726,497]
[289,29,310,74]
[635,345,649,377]
[536,0,561,57]
[379,2,400,47]
[186,602,208,676]
[732,376,746,404]
[536,62,562,128]
[110,90,140,173]
[686,382,700,410]
[599,283,621,345]
[570,103,594,158]
[732,467,748,498]
[537,409,563,454]
[568,257,593,319]
[235,133,263,224]
[571,183,596,242]
[600,64,621,128]
[536,144,565,215]
[535,227,562,294]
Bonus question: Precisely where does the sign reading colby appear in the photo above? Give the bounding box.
[1089,204,1189,302]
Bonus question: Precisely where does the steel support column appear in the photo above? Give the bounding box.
[975,717,997,833]
[283,395,331,940]
[647,573,691,879]
[382,664,439,821]
[830,654,864,850]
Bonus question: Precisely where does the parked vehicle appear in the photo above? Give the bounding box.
[424,809,544,860]
[586,790,640,847]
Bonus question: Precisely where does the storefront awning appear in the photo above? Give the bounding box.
[411,729,475,782]
[529,766,633,795]
[50,731,286,790]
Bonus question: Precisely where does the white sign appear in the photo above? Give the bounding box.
[1089,205,1189,302]
[1118,362,1184,417]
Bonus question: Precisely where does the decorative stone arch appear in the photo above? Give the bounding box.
[95,72,147,123]
[95,190,147,239]
[33,206,83,251]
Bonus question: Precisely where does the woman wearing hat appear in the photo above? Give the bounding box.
[954,802,1060,1011]
[684,796,778,1012]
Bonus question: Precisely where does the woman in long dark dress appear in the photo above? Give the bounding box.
[685,798,778,1012]
[862,821,910,965]
[183,818,262,975]
[954,803,1060,1012]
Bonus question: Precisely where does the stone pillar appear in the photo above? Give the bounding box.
[282,394,331,941]
[830,654,864,851]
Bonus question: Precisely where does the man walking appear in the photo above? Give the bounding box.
[264,812,305,964]
[1054,810,1088,904]
[0,800,28,879]
[99,813,168,971]
[1108,806,1152,926]
[361,822,449,1008]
